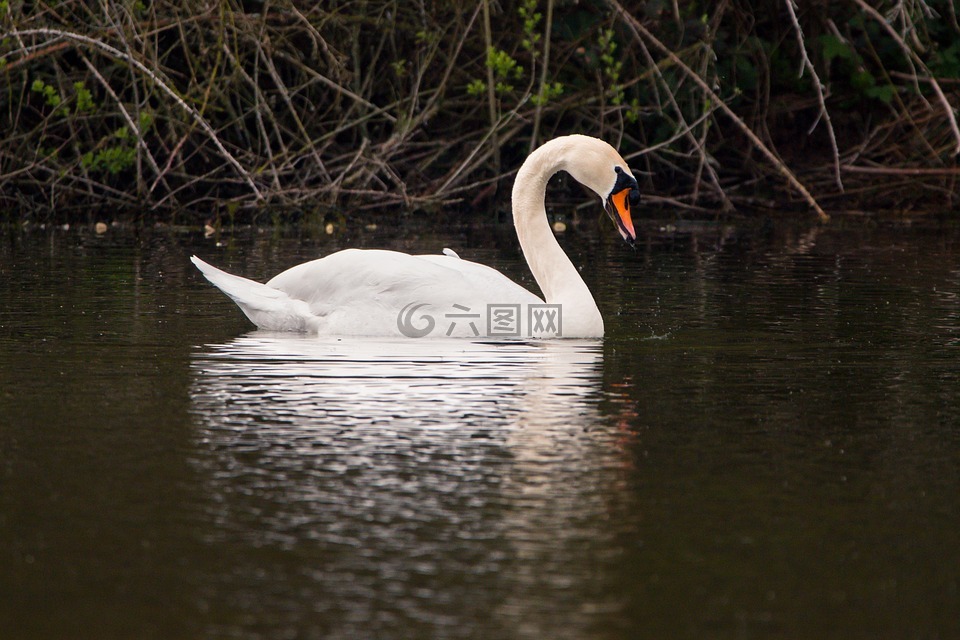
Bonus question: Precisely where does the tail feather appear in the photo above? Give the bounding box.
[191,256,313,331]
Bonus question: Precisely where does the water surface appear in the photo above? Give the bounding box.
[1,220,958,639]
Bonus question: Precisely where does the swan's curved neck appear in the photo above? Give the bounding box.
[512,140,603,335]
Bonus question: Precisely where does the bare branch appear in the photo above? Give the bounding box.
[608,0,830,222]
[851,0,960,155]
[5,27,264,200]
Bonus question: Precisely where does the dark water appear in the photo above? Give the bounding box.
[1,219,958,639]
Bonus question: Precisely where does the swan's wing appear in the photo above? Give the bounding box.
[415,252,542,304]
[266,249,539,306]
[262,249,540,335]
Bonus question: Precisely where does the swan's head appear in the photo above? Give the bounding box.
[560,136,640,246]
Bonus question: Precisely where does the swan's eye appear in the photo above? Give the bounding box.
[612,166,638,199]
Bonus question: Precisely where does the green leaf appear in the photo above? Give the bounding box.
[138,110,153,131]
[466,78,485,97]
[73,82,95,113]
[865,83,894,104]
[851,69,876,92]
[819,34,853,64]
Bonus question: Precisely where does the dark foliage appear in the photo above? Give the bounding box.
[1,0,958,222]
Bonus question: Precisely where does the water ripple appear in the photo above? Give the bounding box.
[188,333,630,638]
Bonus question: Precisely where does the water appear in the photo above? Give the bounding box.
[1,219,958,639]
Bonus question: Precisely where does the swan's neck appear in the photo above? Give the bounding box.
[513,141,603,335]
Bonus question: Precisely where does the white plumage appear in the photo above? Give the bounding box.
[192,135,639,338]
[191,249,539,336]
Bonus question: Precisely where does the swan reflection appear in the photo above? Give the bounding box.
[189,333,628,637]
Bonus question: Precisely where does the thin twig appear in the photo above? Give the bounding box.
[784,0,843,191]
[481,0,501,176]
[841,164,960,176]
[530,0,555,152]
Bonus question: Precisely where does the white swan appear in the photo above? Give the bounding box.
[192,134,639,338]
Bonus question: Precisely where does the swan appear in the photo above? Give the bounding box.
[192,134,639,338]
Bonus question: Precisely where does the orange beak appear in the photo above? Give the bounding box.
[605,188,637,245]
